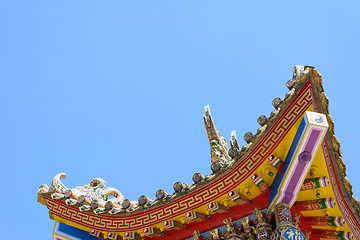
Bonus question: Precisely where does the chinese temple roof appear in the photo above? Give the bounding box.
[38,66,360,240]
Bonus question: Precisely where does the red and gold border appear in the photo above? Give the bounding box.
[46,81,313,232]
[308,74,360,239]
[322,142,360,238]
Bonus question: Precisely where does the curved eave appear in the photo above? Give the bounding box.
[39,70,313,236]
[293,69,360,240]
[38,67,360,239]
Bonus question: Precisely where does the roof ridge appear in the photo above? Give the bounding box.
[38,65,313,215]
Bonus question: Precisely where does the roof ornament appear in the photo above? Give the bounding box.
[72,177,124,207]
[46,173,125,212]
[37,184,49,205]
[203,105,231,164]
[269,203,307,240]
[155,189,168,200]
[253,208,272,240]
[293,65,305,81]
[287,65,306,89]
[244,132,254,143]
[209,228,220,240]
[293,214,300,228]
[223,218,236,235]
[257,115,267,126]
[52,173,69,193]
[193,230,201,240]
[240,217,256,240]
[228,130,240,158]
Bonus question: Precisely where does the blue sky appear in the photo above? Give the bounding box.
[1,1,359,239]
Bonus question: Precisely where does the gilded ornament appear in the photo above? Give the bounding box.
[37,193,47,205]
[253,208,272,239]
[332,135,340,152]
[320,92,329,114]
[336,156,347,177]
[240,217,255,240]
[351,197,360,213]
[326,114,335,134]
[268,108,280,122]
[48,211,54,220]
[313,69,324,92]
[293,215,300,228]
[255,125,267,138]
[209,229,220,239]
[224,218,236,235]
[37,184,49,205]
[193,230,201,240]
[343,177,353,195]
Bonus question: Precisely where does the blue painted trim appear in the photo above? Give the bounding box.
[268,116,307,207]
[54,222,101,240]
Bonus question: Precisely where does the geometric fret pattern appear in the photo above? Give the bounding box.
[47,81,313,232]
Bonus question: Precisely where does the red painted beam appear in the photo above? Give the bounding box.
[147,194,269,240]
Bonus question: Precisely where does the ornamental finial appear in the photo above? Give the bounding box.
[203,105,231,164]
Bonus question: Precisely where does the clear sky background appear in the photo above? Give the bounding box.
[1,1,359,239]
